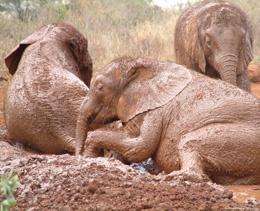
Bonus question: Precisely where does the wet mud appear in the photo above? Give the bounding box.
[226,185,260,203]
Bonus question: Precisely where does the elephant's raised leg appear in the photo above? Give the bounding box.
[84,117,160,163]
[84,114,163,163]
[85,128,157,163]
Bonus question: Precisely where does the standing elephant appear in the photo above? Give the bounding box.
[75,57,260,185]
[174,0,253,92]
[4,22,93,154]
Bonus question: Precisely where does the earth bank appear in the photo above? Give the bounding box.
[1,140,259,210]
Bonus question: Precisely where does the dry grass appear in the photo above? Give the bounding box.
[68,0,181,75]
[0,0,259,78]
[0,0,181,77]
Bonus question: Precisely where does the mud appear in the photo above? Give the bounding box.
[1,141,260,210]
[226,185,260,203]
[1,65,260,210]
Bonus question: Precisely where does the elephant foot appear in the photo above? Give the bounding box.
[163,170,211,183]
[83,146,103,158]
[104,149,131,165]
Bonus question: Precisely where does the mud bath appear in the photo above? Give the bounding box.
[1,65,260,210]
[226,185,260,203]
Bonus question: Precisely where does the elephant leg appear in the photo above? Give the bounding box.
[45,120,76,153]
[164,133,210,183]
[166,124,260,184]
[85,119,161,163]
[58,135,75,153]
[237,71,251,93]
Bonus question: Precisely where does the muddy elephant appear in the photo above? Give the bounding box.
[174,0,253,92]
[75,57,260,185]
[4,22,93,154]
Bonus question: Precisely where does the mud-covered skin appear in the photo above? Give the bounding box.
[4,22,93,154]
[76,57,260,185]
[174,0,253,92]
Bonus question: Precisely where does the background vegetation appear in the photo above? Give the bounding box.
[0,0,259,79]
[1,169,20,211]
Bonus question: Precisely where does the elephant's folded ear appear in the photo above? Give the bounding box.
[117,61,192,122]
[4,24,51,75]
[237,33,253,76]
[184,17,206,73]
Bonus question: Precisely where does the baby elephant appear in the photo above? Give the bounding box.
[76,57,260,185]
[174,0,253,92]
[4,22,92,154]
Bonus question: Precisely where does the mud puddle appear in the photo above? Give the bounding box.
[226,185,260,203]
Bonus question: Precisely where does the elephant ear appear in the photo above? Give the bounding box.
[184,16,206,73]
[117,59,192,122]
[4,24,51,75]
[237,31,253,75]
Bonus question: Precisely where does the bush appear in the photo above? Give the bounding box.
[0,169,20,211]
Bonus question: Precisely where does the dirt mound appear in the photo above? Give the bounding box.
[1,134,260,210]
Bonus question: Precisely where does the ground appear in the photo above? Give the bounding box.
[1,66,260,210]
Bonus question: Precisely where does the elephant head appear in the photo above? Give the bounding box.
[5,22,93,87]
[174,0,253,92]
[75,57,192,155]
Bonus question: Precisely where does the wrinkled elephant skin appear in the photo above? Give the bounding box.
[76,57,260,185]
[174,0,253,92]
[4,22,93,154]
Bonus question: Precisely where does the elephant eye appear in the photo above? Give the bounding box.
[96,83,103,91]
[205,36,211,48]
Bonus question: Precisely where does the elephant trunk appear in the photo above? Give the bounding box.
[215,54,238,86]
[75,100,101,155]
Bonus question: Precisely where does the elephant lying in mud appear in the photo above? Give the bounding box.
[4,22,93,154]
[76,57,260,185]
[174,0,253,92]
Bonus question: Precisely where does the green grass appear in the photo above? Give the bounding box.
[1,169,20,211]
